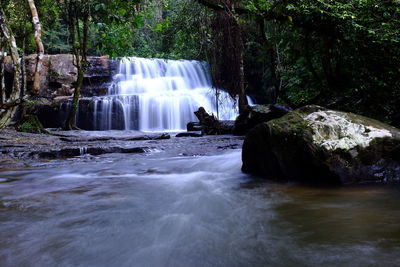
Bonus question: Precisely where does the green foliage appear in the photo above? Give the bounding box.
[244,0,400,125]
[43,21,71,54]
[16,115,46,134]
[3,0,399,126]
[119,0,212,60]
[2,0,35,53]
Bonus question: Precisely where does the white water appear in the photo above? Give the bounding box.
[91,57,251,131]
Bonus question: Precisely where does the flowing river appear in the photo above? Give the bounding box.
[0,149,399,266]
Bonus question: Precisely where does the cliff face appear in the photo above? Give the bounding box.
[4,54,116,98]
[3,54,116,128]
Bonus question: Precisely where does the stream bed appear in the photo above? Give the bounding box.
[1,148,400,266]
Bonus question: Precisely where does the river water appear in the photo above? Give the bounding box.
[1,150,400,266]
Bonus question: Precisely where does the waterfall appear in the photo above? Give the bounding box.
[64,57,252,131]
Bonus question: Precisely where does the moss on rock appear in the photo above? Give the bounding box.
[242,105,400,185]
[16,115,47,134]
[233,104,291,135]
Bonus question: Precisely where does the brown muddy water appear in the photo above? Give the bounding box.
[0,150,399,266]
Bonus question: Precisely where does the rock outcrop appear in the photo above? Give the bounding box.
[5,54,113,97]
[233,104,291,135]
[4,54,115,128]
[242,105,400,185]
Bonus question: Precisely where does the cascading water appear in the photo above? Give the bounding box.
[89,57,251,131]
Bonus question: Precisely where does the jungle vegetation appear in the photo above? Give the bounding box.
[1,0,399,128]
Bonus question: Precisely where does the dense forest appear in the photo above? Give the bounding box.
[1,0,399,129]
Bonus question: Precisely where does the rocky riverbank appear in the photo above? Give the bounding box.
[0,128,244,169]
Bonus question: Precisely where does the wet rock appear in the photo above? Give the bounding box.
[233,104,291,135]
[82,56,112,96]
[153,133,171,140]
[219,120,235,134]
[194,107,234,135]
[0,127,244,169]
[242,105,400,185]
[85,56,111,78]
[217,144,239,150]
[32,146,148,158]
[59,133,171,142]
[187,122,202,131]
[27,97,66,128]
[176,132,203,137]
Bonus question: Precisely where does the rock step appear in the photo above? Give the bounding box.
[31,146,150,159]
[59,133,170,142]
[176,132,203,137]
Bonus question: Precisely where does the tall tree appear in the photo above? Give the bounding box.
[26,0,44,94]
[0,36,5,104]
[197,0,248,112]
[0,8,21,128]
[63,0,90,130]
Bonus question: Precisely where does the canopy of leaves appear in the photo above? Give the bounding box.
[1,0,399,126]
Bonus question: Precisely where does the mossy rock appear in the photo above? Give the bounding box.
[242,107,339,185]
[16,115,47,134]
[233,104,291,136]
[242,105,400,185]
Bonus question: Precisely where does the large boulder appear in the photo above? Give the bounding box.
[233,104,291,135]
[242,105,400,185]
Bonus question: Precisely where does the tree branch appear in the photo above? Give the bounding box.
[196,0,344,40]
[195,0,248,15]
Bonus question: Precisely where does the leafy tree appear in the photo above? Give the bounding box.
[0,7,22,127]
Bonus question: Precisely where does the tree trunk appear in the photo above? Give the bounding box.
[63,0,89,130]
[210,3,247,113]
[0,36,5,104]
[64,66,83,130]
[226,9,247,113]
[238,44,247,112]
[0,8,21,128]
[27,0,44,94]
[21,34,27,117]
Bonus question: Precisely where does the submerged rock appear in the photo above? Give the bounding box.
[233,104,291,135]
[242,105,400,185]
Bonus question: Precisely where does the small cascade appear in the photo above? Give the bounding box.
[62,57,252,131]
[79,147,87,156]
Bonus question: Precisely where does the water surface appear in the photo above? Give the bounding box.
[0,151,399,266]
